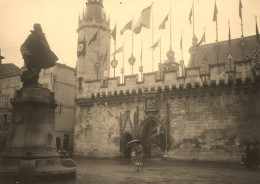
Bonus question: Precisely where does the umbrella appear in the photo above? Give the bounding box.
[127,139,140,145]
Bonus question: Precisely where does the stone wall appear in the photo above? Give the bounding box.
[74,60,260,162]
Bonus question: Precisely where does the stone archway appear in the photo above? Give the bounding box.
[138,116,166,159]
[120,132,134,159]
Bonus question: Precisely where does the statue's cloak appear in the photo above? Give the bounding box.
[21,31,58,69]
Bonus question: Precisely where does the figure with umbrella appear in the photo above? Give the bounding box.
[127,139,144,171]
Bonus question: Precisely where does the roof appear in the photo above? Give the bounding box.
[56,62,76,71]
[0,63,22,79]
[188,35,259,67]
[83,0,106,22]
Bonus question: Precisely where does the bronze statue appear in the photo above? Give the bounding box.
[20,23,58,86]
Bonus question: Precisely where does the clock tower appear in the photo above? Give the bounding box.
[77,0,110,82]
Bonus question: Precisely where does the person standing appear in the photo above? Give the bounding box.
[134,142,144,171]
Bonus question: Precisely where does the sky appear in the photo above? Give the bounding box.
[1,0,260,77]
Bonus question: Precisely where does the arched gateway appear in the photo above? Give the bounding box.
[137,116,166,158]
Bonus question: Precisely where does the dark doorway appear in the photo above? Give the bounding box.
[140,120,166,159]
[63,134,69,152]
[0,136,7,153]
[120,133,133,159]
[56,137,61,150]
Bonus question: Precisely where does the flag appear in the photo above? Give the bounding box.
[140,43,143,61]
[228,22,231,48]
[213,1,218,22]
[111,24,116,42]
[112,45,123,56]
[180,35,183,49]
[256,21,260,44]
[239,0,243,20]
[189,7,192,24]
[88,30,99,46]
[196,33,205,46]
[150,38,160,50]
[120,20,132,35]
[77,37,86,57]
[133,5,152,34]
[159,14,168,29]
[103,47,108,66]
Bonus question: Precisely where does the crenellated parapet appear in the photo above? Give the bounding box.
[76,59,259,106]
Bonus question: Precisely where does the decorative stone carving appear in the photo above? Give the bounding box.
[145,94,158,113]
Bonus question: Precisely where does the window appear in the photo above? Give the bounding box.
[4,94,9,107]
[3,114,7,127]
[6,80,10,88]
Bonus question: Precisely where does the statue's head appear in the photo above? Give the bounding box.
[33,23,43,33]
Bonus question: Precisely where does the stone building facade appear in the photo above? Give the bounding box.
[0,61,22,152]
[74,1,260,162]
[39,63,76,153]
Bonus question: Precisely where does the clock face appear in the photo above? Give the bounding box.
[78,43,84,52]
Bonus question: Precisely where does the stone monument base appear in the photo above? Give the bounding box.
[0,157,76,176]
[0,86,76,178]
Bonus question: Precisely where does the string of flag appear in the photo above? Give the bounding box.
[76,0,260,78]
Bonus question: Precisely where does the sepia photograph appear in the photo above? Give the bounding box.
[0,0,260,183]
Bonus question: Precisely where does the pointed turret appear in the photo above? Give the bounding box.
[82,9,85,21]
[78,13,81,26]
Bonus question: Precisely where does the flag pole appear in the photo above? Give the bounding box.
[204,26,207,58]
[160,36,162,63]
[132,16,134,56]
[192,0,195,42]
[216,14,218,42]
[240,1,244,38]
[151,3,154,72]
[215,0,219,64]
[160,36,162,79]
[191,0,195,67]
[228,20,232,70]
[97,27,100,80]
[114,20,117,60]
[122,41,124,81]
[141,41,143,81]
[181,30,183,60]
[228,20,231,51]
[170,4,172,50]
[204,26,206,45]
[256,15,259,47]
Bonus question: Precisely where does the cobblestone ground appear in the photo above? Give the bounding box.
[4,159,260,184]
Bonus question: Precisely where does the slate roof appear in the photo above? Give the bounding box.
[0,63,22,79]
[188,35,259,67]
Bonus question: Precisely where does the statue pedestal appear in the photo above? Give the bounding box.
[0,86,76,178]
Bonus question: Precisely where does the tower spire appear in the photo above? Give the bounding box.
[82,9,85,20]
[77,1,110,81]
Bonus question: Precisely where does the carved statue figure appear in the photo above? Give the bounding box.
[20,23,58,86]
